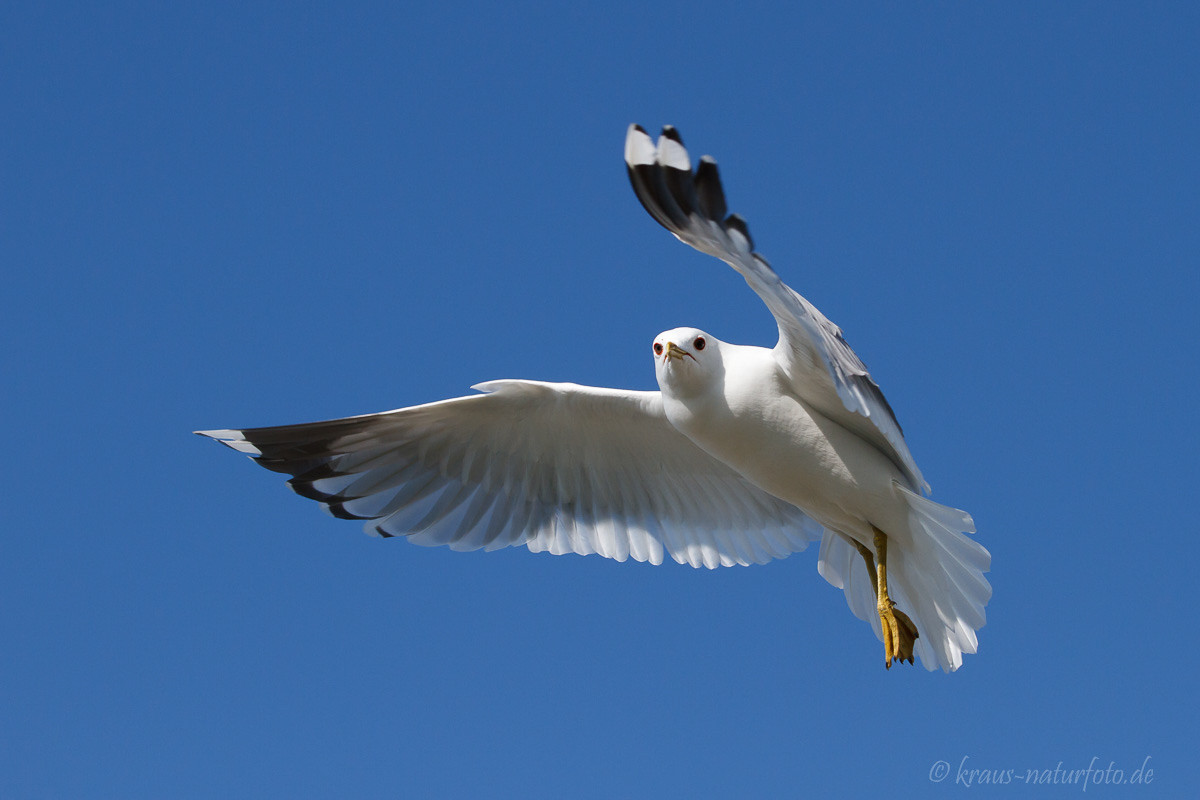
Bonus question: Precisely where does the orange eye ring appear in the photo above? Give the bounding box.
[653,342,664,355]
[693,337,706,351]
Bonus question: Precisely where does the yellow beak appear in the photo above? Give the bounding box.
[665,341,694,362]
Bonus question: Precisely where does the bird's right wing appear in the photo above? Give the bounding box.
[625,124,928,493]
[197,380,823,569]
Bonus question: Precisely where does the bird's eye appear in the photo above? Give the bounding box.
[693,336,706,351]
[653,342,664,355]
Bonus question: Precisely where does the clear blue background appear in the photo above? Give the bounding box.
[4,2,1196,796]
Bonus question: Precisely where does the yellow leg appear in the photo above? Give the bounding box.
[856,529,919,669]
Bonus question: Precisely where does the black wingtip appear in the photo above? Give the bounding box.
[724,213,754,250]
[288,478,339,503]
[326,501,372,521]
[291,462,345,482]
[694,156,727,222]
[627,157,690,231]
[627,125,759,254]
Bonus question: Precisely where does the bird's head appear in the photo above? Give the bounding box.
[652,327,723,399]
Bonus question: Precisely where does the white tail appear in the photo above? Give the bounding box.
[818,486,991,672]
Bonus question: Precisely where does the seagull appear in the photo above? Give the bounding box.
[198,124,990,672]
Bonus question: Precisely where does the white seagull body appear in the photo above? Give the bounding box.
[199,125,990,672]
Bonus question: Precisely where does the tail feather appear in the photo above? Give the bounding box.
[892,486,990,671]
[817,487,990,672]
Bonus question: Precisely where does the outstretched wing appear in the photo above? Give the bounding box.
[198,380,824,569]
[625,124,928,493]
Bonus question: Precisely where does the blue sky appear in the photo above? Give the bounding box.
[3,1,1197,796]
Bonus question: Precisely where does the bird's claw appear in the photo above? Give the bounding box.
[880,599,919,669]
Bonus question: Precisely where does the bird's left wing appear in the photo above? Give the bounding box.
[197,380,823,569]
[625,124,927,493]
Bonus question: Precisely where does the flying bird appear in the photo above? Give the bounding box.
[198,124,990,672]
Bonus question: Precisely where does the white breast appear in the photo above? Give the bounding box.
[661,342,910,540]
